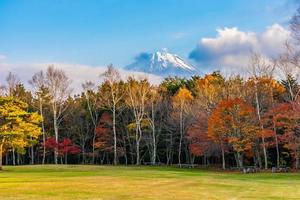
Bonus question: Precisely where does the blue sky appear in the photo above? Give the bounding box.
[0,0,298,68]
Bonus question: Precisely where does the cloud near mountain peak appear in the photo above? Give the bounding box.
[189,24,290,73]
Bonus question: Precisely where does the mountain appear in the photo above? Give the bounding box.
[125,49,199,77]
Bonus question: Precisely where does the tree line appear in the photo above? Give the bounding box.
[1,8,300,170]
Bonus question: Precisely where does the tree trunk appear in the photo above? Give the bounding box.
[135,124,140,165]
[30,135,34,165]
[275,134,280,167]
[261,136,268,168]
[125,129,134,165]
[17,153,20,165]
[296,149,299,170]
[191,155,195,164]
[113,107,117,165]
[151,103,156,165]
[178,107,183,166]
[85,93,97,165]
[255,144,262,168]
[5,152,8,165]
[254,81,268,169]
[136,123,140,165]
[0,143,3,170]
[122,136,128,165]
[270,88,280,168]
[65,153,68,164]
[151,124,156,165]
[40,99,46,165]
[167,131,174,165]
[12,148,15,166]
[31,145,34,165]
[53,108,58,165]
[92,127,96,164]
[236,152,243,168]
[81,145,85,164]
[234,153,239,168]
[221,147,226,170]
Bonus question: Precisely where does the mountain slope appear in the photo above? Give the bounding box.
[125,49,198,77]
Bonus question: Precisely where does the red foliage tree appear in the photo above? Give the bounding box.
[44,137,80,164]
[94,112,114,161]
[268,102,300,169]
[187,111,212,161]
[44,137,57,151]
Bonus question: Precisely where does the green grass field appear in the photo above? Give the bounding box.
[0,165,299,200]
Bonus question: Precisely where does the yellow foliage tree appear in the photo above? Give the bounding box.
[0,97,42,170]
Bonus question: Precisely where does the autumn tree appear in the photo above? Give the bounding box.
[58,138,81,164]
[172,87,193,166]
[44,137,80,164]
[187,111,212,165]
[94,112,114,163]
[195,72,225,112]
[126,77,150,165]
[208,107,228,169]
[267,103,300,169]
[208,98,258,168]
[101,65,124,165]
[4,72,33,165]
[248,53,277,169]
[45,65,72,164]
[258,78,286,167]
[0,97,42,170]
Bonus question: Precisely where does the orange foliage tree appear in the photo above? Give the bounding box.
[208,98,258,168]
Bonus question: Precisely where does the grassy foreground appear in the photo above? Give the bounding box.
[0,165,299,200]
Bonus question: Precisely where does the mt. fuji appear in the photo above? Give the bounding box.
[125,49,199,77]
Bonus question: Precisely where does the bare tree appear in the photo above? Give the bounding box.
[0,85,5,96]
[291,7,300,43]
[45,65,72,164]
[277,42,300,101]
[5,72,20,97]
[101,65,124,165]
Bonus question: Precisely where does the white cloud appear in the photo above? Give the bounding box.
[0,62,163,94]
[0,55,7,60]
[189,24,291,74]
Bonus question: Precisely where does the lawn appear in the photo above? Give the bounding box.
[0,165,299,200]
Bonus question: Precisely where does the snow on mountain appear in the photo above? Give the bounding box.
[125,49,199,77]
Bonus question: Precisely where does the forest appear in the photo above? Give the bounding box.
[1,8,300,172]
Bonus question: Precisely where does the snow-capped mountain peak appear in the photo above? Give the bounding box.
[125,49,198,77]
